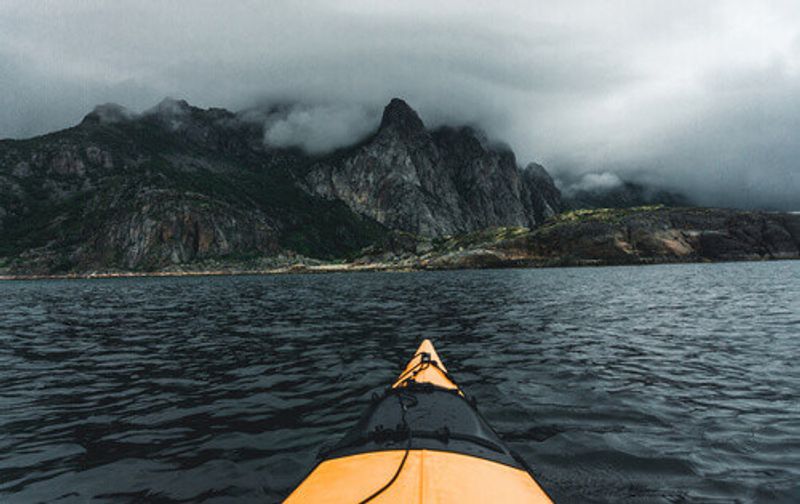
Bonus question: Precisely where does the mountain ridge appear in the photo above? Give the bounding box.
[0,97,563,274]
[304,98,561,236]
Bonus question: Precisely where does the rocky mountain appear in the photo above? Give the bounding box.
[0,97,562,274]
[0,99,383,273]
[303,99,561,235]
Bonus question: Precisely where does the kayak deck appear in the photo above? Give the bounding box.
[284,339,553,503]
[285,449,550,503]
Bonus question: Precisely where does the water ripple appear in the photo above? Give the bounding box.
[1,261,799,503]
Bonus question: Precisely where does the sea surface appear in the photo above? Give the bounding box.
[1,262,799,503]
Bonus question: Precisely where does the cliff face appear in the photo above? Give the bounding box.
[14,190,282,273]
[304,99,561,236]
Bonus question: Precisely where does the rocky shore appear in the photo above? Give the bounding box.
[3,206,798,280]
[352,205,800,269]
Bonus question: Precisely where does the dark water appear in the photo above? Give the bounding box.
[1,262,799,503]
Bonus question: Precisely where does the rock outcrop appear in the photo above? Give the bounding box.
[304,99,561,236]
[479,207,800,266]
[354,207,800,270]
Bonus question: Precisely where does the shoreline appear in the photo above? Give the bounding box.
[0,261,416,281]
[2,255,797,281]
[3,208,799,282]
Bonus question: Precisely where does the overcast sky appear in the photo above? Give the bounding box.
[1,1,798,209]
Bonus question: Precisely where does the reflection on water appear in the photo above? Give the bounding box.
[1,261,799,503]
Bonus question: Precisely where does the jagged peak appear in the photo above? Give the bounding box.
[147,97,193,117]
[140,98,204,132]
[521,163,557,189]
[523,162,551,179]
[81,103,135,125]
[432,124,514,158]
[378,98,425,136]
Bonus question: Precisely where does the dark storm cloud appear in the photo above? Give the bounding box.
[1,0,798,209]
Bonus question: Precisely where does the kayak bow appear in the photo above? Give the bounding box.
[285,339,553,503]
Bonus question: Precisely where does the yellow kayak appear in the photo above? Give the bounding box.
[285,340,553,503]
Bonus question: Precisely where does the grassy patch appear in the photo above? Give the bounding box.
[433,226,530,252]
[540,205,667,229]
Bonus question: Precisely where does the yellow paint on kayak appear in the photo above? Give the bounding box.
[284,449,552,503]
[392,339,460,392]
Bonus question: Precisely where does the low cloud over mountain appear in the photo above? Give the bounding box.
[1,1,799,209]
